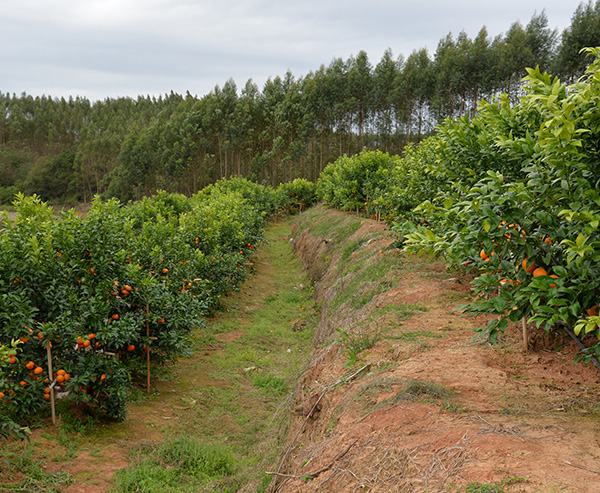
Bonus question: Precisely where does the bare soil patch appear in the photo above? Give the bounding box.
[271,210,600,492]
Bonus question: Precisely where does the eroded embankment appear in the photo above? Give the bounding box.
[268,205,600,493]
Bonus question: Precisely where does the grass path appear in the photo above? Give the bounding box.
[1,217,314,492]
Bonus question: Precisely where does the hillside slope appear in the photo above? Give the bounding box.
[270,205,600,492]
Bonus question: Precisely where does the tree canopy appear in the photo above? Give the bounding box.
[0,2,598,203]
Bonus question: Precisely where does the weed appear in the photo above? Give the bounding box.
[331,254,403,312]
[388,329,442,341]
[326,417,338,435]
[111,457,184,492]
[298,206,362,243]
[395,379,453,402]
[340,239,365,266]
[0,444,72,491]
[111,437,237,492]
[336,327,379,365]
[252,374,288,395]
[160,436,236,479]
[374,302,428,320]
[440,401,469,413]
[464,476,528,492]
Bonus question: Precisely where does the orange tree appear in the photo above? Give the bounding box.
[397,50,600,363]
[317,149,399,217]
[277,178,318,215]
[0,176,305,427]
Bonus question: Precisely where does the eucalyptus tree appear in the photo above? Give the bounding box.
[372,49,402,152]
[554,0,600,81]
[347,50,373,151]
[402,48,435,142]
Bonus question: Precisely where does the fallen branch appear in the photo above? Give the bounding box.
[266,440,357,481]
[304,439,357,479]
[266,365,369,492]
[564,460,600,475]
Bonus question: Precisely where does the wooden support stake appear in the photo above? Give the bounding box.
[522,316,528,352]
[46,343,56,426]
[146,302,151,394]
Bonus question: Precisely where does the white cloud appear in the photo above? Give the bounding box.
[0,0,578,100]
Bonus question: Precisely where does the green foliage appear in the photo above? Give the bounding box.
[389,50,600,362]
[315,47,600,366]
[317,149,398,217]
[0,177,302,423]
[276,178,318,215]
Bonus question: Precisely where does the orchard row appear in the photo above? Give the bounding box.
[0,177,316,426]
[317,49,600,365]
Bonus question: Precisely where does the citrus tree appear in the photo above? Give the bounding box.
[398,49,600,363]
[0,175,314,425]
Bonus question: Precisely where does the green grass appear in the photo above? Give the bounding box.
[107,218,316,492]
[0,443,73,491]
[295,204,362,244]
[330,253,403,312]
[395,379,453,402]
[355,378,454,415]
[463,476,528,492]
[253,374,288,395]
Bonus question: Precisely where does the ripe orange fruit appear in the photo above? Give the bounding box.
[522,258,536,273]
[44,393,50,400]
[88,333,96,339]
[0,392,4,399]
[44,387,50,393]
[25,361,35,370]
[533,267,548,277]
[8,355,16,364]
[19,381,27,387]
[34,366,43,375]
[111,314,119,321]
[100,374,106,381]
[587,305,598,317]
[57,369,66,376]
[127,344,135,352]
[125,285,132,292]
[64,374,70,382]
[549,274,558,288]
[56,374,65,383]
[83,339,91,347]
[162,268,168,274]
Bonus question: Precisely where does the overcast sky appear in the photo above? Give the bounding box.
[0,0,579,102]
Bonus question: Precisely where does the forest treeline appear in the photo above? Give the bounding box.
[0,2,598,204]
